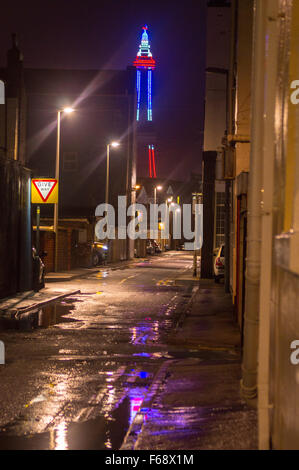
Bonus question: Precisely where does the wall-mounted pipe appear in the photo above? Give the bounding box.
[241,0,265,401]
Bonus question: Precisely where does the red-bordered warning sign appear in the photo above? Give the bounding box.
[31,179,58,204]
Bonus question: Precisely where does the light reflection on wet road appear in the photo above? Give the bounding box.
[0,252,193,450]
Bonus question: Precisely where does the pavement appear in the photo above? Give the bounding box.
[174,272,200,287]
[122,279,258,450]
[0,286,81,318]
[45,267,99,282]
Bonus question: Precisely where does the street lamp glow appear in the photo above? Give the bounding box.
[111,141,120,148]
[154,185,162,205]
[63,107,74,114]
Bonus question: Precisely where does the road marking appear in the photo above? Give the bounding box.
[119,275,137,285]
[156,279,174,286]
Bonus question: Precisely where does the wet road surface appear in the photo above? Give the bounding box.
[0,252,194,450]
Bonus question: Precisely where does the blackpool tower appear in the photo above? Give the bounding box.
[133,26,157,178]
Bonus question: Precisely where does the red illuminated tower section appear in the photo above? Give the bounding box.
[133,26,157,178]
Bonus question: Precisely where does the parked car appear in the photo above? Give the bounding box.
[214,244,225,283]
[146,239,155,255]
[91,242,108,266]
[177,241,185,250]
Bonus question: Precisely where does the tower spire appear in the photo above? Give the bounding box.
[133,26,156,69]
[133,25,157,178]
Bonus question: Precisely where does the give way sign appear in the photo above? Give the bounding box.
[31,179,58,204]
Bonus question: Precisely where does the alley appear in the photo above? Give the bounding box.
[0,252,257,450]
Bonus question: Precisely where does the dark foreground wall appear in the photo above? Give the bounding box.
[0,155,32,298]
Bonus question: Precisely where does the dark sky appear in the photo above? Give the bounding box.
[1,0,207,181]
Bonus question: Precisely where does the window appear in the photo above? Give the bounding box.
[215,191,225,248]
[63,152,78,172]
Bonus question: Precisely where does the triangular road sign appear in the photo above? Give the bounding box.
[32,179,58,204]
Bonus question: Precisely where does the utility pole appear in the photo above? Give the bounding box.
[53,107,74,272]
[54,110,61,272]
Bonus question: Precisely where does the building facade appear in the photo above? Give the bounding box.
[202,0,231,278]
[0,35,32,298]
[255,0,299,450]
[224,0,299,449]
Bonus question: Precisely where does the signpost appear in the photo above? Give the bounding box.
[31,179,58,289]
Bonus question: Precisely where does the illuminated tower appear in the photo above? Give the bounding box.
[133,26,157,178]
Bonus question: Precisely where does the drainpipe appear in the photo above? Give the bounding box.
[241,0,265,401]
[258,0,279,450]
[225,0,238,294]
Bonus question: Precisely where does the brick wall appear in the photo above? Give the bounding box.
[39,229,69,273]
[42,232,54,273]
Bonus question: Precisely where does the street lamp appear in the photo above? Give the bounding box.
[54,107,75,272]
[63,107,74,114]
[105,141,120,208]
[154,185,162,205]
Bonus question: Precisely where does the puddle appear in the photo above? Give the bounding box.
[0,397,131,450]
[128,387,148,424]
[0,301,79,332]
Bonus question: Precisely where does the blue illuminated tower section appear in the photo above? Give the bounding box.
[133,26,157,177]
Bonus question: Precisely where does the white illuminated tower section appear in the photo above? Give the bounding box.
[133,26,157,178]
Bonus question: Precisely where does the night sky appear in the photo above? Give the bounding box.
[1,0,207,181]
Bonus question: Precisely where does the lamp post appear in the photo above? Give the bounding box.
[54,107,74,272]
[154,185,162,205]
[104,142,120,259]
[153,185,163,249]
[105,141,120,208]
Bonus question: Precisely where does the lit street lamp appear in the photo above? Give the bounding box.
[54,107,74,272]
[105,141,120,208]
[154,185,162,205]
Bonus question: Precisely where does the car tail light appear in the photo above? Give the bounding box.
[216,257,223,267]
